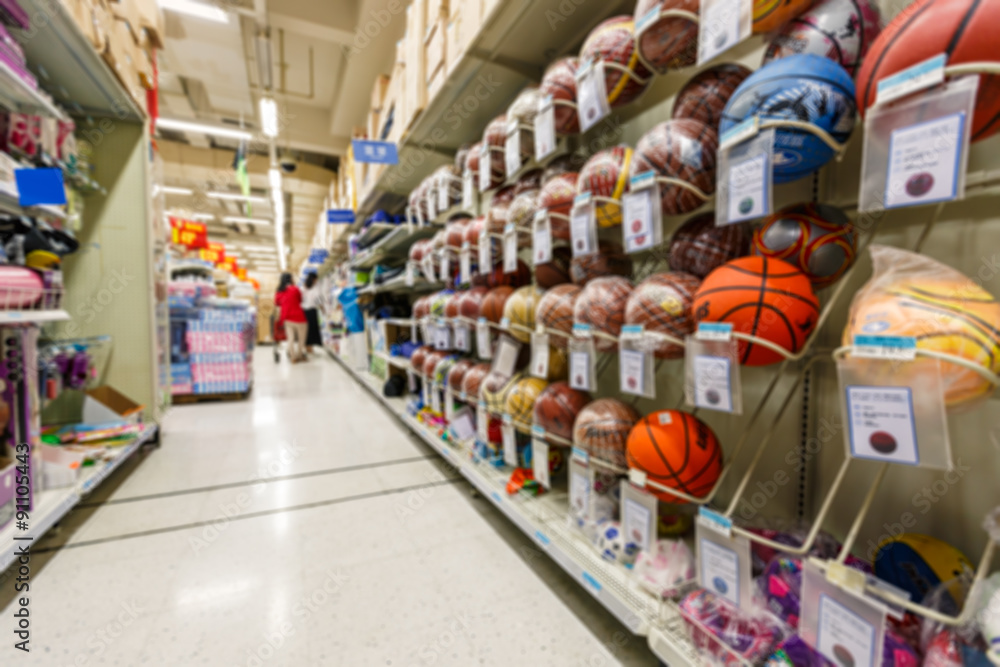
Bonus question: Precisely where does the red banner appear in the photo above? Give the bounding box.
[250,278,260,290]
[219,257,239,274]
[169,218,208,249]
[199,242,226,265]
[235,267,247,281]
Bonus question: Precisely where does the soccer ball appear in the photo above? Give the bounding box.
[596,520,639,565]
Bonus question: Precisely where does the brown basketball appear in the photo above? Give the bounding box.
[463,216,486,249]
[534,382,592,444]
[631,119,718,216]
[539,57,581,135]
[574,276,634,352]
[444,292,462,319]
[480,286,514,323]
[543,154,588,182]
[410,346,430,374]
[457,286,490,320]
[538,172,579,240]
[570,240,634,285]
[510,190,540,240]
[573,398,641,468]
[672,64,753,130]
[537,284,581,349]
[409,239,431,264]
[634,0,700,71]
[461,362,491,398]
[503,285,544,343]
[464,141,481,178]
[482,114,508,188]
[486,186,517,235]
[447,359,476,392]
[412,296,431,320]
[669,212,752,278]
[487,260,532,288]
[625,272,702,358]
[445,215,471,249]
[506,86,541,164]
[422,349,449,377]
[536,246,573,289]
[580,16,653,108]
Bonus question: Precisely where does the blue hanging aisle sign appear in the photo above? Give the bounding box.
[351,140,399,165]
[309,249,329,264]
[327,209,355,224]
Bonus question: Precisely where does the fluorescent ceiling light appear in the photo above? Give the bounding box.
[159,0,229,24]
[156,117,250,140]
[260,98,278,138]
[208,191,269,203]
[223,216,272,225]
[156,185,194,196]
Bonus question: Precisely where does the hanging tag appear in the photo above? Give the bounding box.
[410,319,419,345]
[421,253,437,282]
[407,370,418,394]
[503,223,518,273]
[476,318,493,360]
[459,243,472,285]
[619,326,654,398]
[696,322,733,342]
[477,400,489,442]
[427,188,438,221]
[532,211,553,265]
[686,333,743,415]
[405,261,416,288]
[422,378,431,405]
[454,322,470,352]
[430,384,443,414]
[450,405,476,442]
[445,389,456,422]
[462,169,475,210]
[718,124,774,224]
[570,193,597,258]
[502,415,518,467]
[576,59,611,133]
[876,53,947,107]
[440,253,452,284]
[845,385,919,465]
[622,482,658,556]
[492,335,522,379]
[433,322,452,350]
[535,95,556,161]
[852,335,917,361]
[531,331,550,379]
[437,173,450,212]
[478,228,492,273]
[569,459,592,527]
[696,509,753,612]
[622,172,662,254]
[414,202,426,228]
[505,118,522,179]
[569,326,596,391]
[420,320,431,346]
[697,0,752,65]
[694,355,734,412]
[532,430,551,489]
[479,143,492,192]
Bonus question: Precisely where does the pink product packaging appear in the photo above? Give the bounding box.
[0,111,37,158]
[0,22,24,62]
[0,0,31,30]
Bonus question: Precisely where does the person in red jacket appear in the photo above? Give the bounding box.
[275,273,308,363]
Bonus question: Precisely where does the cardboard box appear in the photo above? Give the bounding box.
[424,17,446,85]
[446,15,462,73]
[108,0,141,43]
[134,0,165,49]
[136,46,154,90]
[370,73,390,113]
[67,0,101,52]
[91,0,113,54]
[427,0,449,22]
[83,386,144,425]
[403,0,428,131]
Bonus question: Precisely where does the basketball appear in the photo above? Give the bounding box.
[574,277,634,352]
[631,119,718,216]
[444,292,462,319]
[487,260,532,288]
[433,356,458,386]
[410,346,430,374]
[626,410,722,503]
[480,370,523,414]
[486,186,517,235]
[633,0,699,72]
[457,286,490,320]
[409,239,431,264]
[448,359,476,392]
[463,216,485,249]
[464,141,481,179]
[570,240,634,285]
[672,64,752,130]
[573,398,641,469]
[462,363,492,398]
[481,286,515,323]
[720,54,857,184]
[873,534,973,612]
[669,212,752,279]
[435,165,463,210]
[422,350,449,378]
[482,114,508,188]
[694,256,820,366]
[413,296,431,321]
[506,86,541,164]
[516,169,544,195]
[753,0,813,33]
[546,346,569,382]
[543,154,588,181]
[533,382,592,444]
[625,272,702,359]
[537,284,582,348]
[539,172,579,240]
[856,0,1000,143]
[540,57,581,135]
[843,245,1000,410]
[763,0,882,77]
[429,290,451,318]
[445,216,471,249]
[504,376,550,433]
[577,145,634,228]
[510,190,540,240]
[753,202,857,288]
[503,285,544,343]
[580,16,653,108]
[536,246,573,289]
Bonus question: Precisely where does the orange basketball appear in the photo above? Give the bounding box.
[480,286,514,324]
[626,410,722,503]
[693,256,819,366]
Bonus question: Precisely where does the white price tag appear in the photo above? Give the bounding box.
[430,384,443,414]
[505,119,522,179]
[477,401,489,441]
[450,406,476,442]
[619,348,647,397]
[493,335,521,379]
[422,378,431,405]
[532,211,552,265]
[439,253,451,283]
[535,95,556,161]
[569,351,592,391]
[846,385,919,465]
[700,538,741,607]
[570,195,597,257]
[454,323,470,352]
[478,229,492,273]
[502,417,518,466]
[531,332,550,379]
[698,0,747,65]
[694,355,733,412]
[421,254,437,283]
[433,323,452,350]
[438,175,450,212]
[852,335,918,361]
[816,596,879,667]
[885,112,964,208]
[479,143,492,192]
[532,434,551,489]
[876,53,947,107]
[476,318,493,359]
[622,178,659,253]
[459,244,472,285]
[576,59,611,133]
[623,497,653,555]
[462,170,475,210]
[727,152,769,222]
[445,389,455,422]
[697,322,734,342]
[405,262,416,287]
[569,466,591,522]
[503,223,518,273]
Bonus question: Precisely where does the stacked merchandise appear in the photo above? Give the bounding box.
[0,17,35,89]
[0,326,42,530]
[168,278,216,396]
[186,303,255,395]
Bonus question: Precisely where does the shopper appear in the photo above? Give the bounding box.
[276,272,308,363]
[302,272,323,354]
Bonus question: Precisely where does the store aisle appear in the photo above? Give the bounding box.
[1,349,656,666]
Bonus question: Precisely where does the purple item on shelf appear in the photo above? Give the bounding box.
[0,0,30,30]
[767,636,832,667]
[0,49,37,89]
[0,22,24,62]
[761,556,874,629]
[66,351,90,389]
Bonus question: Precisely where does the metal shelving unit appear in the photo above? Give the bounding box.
[0,309,70,324]
[0,57,67,120]
[350,224,441,270]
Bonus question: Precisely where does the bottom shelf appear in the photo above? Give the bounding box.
[329,353,701,666]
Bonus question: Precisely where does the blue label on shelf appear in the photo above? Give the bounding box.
[698,506,733,531]
[16,167,66,206]
[698,322,734,335]
[582,571,602,593]
[853,335,916,349]
[535,530,551,546]
[491,491,502,504]
[876,53,947,104]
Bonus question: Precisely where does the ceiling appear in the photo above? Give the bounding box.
[154,0,405,274]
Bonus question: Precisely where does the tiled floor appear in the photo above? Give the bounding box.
[0,349,657,666]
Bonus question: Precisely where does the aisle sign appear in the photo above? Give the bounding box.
[532,432,551,490]
[503,223,518,273]
[352,139,399,165]
[505,118,522,179]
[845,386,918,466]
[885,112,965,209]
[15,167,66,206]
[622,172,661,253]
[459,243,472,285]
[697,0,751,65]
[694,355,734,413]
[327,209,355,224]
[170,218,208,249]
[535,95,557,161]
[576,59,611,133]
[502,415,518,466]
[200,242,226,265]
[532,211,552,265]
[570,193,597,257]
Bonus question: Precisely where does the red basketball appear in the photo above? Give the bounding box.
[487,259,532,288]
[534,382,592,444]
[672,64,753,130]
[669,212,752,278]
[448,359,476,392]
[627,410,722,503]
[409,180,430,221]
[413,296,431,320]
[631,119,718,216]
[409,239,431,264]
[410,346,430,373]
[536,246,573,289]
[634,0,700,72]
[537,283,581,349]
[540,57,581,134]
[539,172,579,240]
[464,141,482,176]
[457,286,490,319]
[506,86,541,164]
[422,349,449,377]
[480,286,514,323]
[625,272,702,359]
[482,114,508,188]
[574,276,634,352]
[580,16,653,108]
[463,216,485,249]
[509,190,539,235]
[444,292,462,319]
[434,165,463,210]
[445,215,471,249]
[573,398,641,469]
[693,256,820,366]
[856,0,1000,142]
[462,363,491,398]
[570,240,634,285]
[577,145,634,228]
[486,186,517,236]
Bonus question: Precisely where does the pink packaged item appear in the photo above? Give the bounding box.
[679,589,786,666]
[633,539,695,598]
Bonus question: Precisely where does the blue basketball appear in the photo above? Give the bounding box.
[719,54,857,183]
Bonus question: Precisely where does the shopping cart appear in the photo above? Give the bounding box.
[270,310,286,363]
